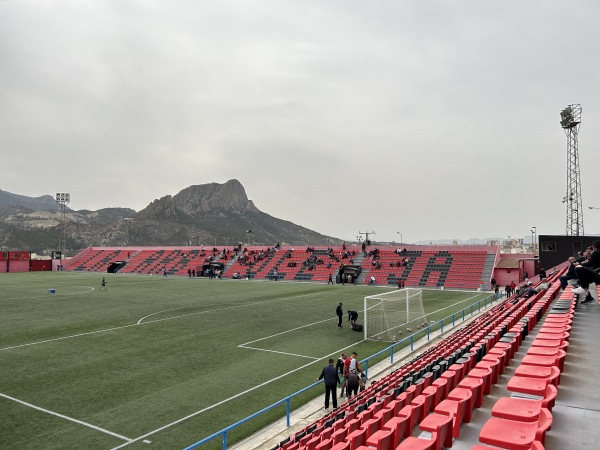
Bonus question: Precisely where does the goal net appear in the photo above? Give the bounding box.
[364,288,427,342]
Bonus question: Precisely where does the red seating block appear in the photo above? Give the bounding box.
[344,419,361,434]
[332,428,348,444]
[410,395,427,423]
[431,377,448,400]
[420,386,439,412]
[507,376,550,397]
[514,364,560,387]
[491,397,544,422]
[418,413,453,450]
[457,376,484,408]
[468,367,493,395]
[345,427,367,449]
[315,438,333,450]
[330,442,351,450]
[447,387,474,422]
[383,415,410,446]
[439,371,457,393]
[374,406,395,428]
[398,405,418,436]
[434,398,469,438]
[479,408,553,449]
[361,417,381,437]
[306,435,323,450]
[365,427,395,450]
[394,432,438,449]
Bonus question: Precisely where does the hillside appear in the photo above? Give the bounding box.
[0,180,340,254]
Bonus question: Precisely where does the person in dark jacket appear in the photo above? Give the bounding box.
[573,240,600,303]
[559,257,579,290]
[336,303,343,327]
[318,359,340,411]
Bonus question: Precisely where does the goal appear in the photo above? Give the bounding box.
[364,288,427,342]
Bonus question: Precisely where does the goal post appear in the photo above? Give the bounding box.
[363,288,427,342]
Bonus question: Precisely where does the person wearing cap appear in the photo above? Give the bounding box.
[336,302,343,327]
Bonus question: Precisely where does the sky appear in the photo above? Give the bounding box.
[1,0,600,244]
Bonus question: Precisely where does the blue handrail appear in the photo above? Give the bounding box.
[184,292,500,449]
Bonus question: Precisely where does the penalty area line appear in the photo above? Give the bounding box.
[0,392,132,442]
[238,346,319,360]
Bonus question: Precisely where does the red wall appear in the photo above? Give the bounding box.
[8,260,30,272]
[31,260,52,272]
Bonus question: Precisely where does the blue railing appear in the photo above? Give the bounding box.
[184,293,500,450]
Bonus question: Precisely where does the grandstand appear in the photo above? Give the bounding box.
[61,244,499,290]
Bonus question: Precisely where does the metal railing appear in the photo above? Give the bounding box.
[185,293,500,450]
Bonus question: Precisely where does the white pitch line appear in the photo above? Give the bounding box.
[239,316,335,346]
[0,392,132,442]
[108,341,361,450]
[0,324,140,352]
[239,346,319,360]
[136,291,324,324]
[6,286,96,301]
[1,292,326,352]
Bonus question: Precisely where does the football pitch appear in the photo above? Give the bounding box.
[0,272,492,449]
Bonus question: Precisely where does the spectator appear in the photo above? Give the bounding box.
[559,257,579,290]
[346,371,360,399]
[359,373,367,392]
[538,278,551,291]
[336,353,347,397]
[539,268,547,279]
[318,359,340,412]
[573,240,600,303]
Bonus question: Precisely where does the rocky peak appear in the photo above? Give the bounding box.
[137,195,177,219]
[172,179,258,215]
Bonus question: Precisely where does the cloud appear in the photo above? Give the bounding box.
[1,0,600,243]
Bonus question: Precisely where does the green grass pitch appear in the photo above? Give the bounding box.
[0,272,492,449]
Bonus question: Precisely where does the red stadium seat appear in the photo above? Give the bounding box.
[479,408,553,449]
[418,412,453,450]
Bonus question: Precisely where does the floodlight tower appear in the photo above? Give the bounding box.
[55,193,70,259]
[359,230,376,246]
[560,104,583,236]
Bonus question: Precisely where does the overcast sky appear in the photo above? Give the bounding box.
[1,0,599,244]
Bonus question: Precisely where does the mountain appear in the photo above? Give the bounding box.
[0,180,340,254]
[0,189,67,212]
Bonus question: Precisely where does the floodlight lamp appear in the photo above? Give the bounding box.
[56,193,70,203]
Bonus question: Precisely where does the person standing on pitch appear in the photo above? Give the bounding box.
[100,277,107,290]
[318,359,340,412]
[336,302,344,327]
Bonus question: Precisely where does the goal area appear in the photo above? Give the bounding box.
[363,288,427,342]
